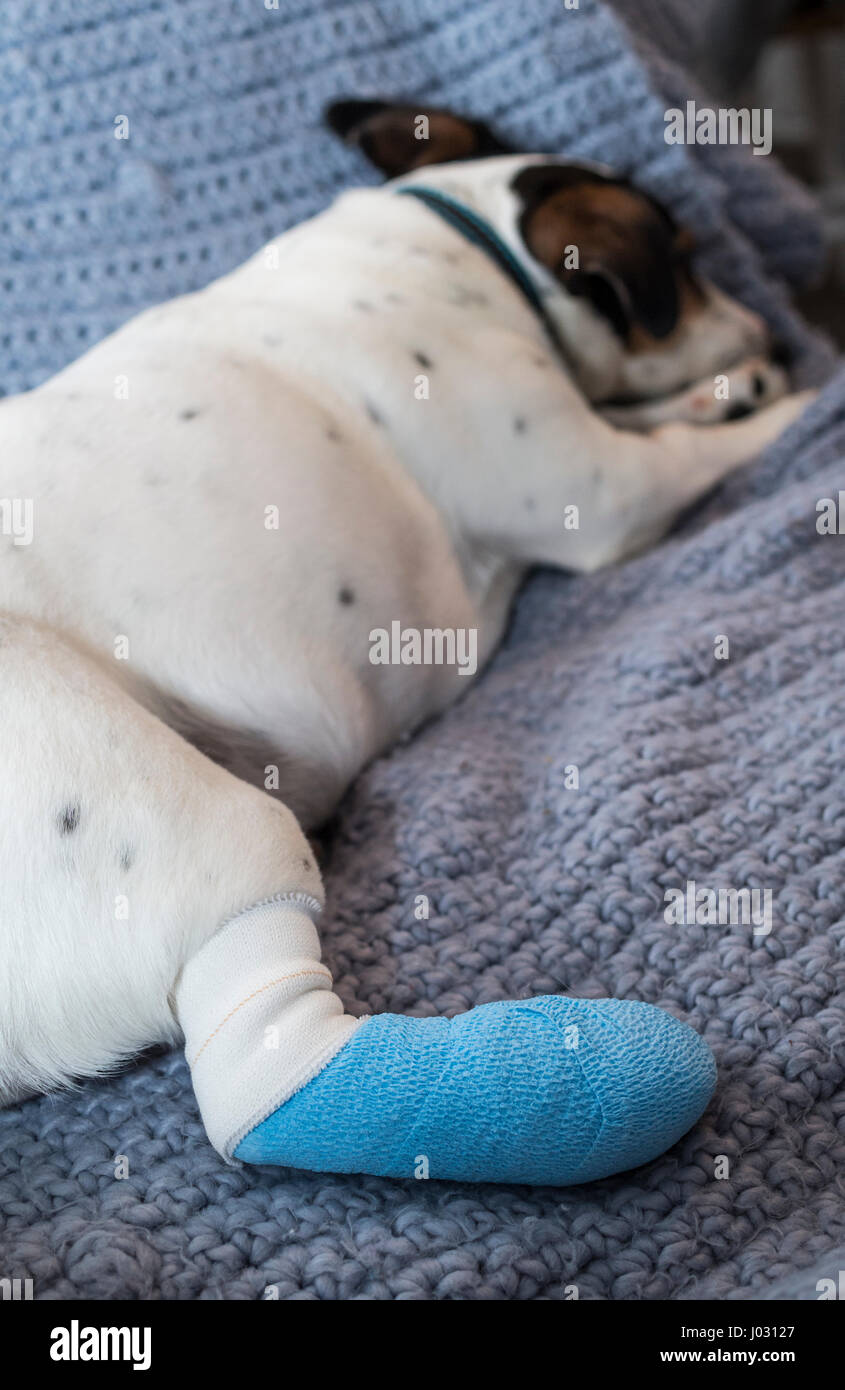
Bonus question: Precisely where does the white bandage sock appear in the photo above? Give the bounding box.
[174,894,363,1160]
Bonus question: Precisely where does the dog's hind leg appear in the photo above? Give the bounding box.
[0,613,330,1105]
[0,613,716,1186]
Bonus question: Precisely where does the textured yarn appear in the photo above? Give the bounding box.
[1,0,844,1301]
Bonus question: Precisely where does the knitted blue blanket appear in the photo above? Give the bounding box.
[1,0,844,1300]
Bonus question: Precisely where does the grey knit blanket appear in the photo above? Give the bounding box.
[1,0,844,1300]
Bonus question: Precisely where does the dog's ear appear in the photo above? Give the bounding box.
[513,164,690,342]
[325,99,509,178]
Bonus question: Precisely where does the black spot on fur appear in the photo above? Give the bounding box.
[514,416,528,434]
[301,857,312,871]
[385,292,406,305]
[751,372,766,400]
[726,402,754,421]
[179,408,200,421]
[338,587,355,605]
[353,299,375,312]
[58,804,80,835]
[413,350,433,369]
[326,425,343,442]
[448,285,489,309]
[119,844,135,872]
[365,400,384,426]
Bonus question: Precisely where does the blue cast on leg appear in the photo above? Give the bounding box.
[234,996,716,1185]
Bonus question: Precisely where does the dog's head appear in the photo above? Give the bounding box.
[327,100,772,403]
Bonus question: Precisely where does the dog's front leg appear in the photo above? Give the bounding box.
[587,388,819,566]
[598,356,789,432]
[476,385,817,573]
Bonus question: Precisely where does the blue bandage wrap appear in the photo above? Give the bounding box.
[234,996,716,1186]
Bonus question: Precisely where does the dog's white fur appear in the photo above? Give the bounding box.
[0,153,815,1105]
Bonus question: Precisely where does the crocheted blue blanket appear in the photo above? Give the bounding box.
[1,0,844,1300]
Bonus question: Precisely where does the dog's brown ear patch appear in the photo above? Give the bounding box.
[513,163,696,343]
[325,100,509,177]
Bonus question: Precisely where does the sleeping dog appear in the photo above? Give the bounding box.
[0,102,816,1185]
